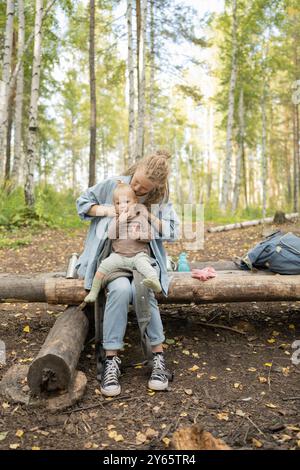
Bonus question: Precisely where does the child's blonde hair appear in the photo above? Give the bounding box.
[113,182,137,202]
[124,150,171,208]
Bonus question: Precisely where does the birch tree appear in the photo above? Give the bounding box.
[0,0,15,182]
[24,0,44,208]
[89,0,96,186]
[127,0,135,163]
[149,0,155,152]
[220,0,238,211]
[11,0,25,187]
[232,88,244,212]
[136,0,147,160]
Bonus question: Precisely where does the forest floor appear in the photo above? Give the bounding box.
[0,220,300,450]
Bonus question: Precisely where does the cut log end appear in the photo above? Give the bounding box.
[171,424,231,450]
[28,355,71,395]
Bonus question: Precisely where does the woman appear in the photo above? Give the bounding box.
[76,150,180,397]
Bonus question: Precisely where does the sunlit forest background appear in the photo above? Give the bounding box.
[1,0,300,234]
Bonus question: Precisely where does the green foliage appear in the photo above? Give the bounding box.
[0,184,83,230]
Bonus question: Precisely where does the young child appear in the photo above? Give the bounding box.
[84,182,162,303]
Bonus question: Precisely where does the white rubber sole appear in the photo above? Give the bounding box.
[148,379,168,391]
[100,385,121,397]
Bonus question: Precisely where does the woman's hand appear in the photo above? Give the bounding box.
[105,205,117,217]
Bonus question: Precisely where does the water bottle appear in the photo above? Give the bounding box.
[177,252,191,272]
[66,253,79,279]
[166,255,177,271]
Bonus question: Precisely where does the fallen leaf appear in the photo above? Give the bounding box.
[162,437,170,447]
[165,339,175,345]
[15,429,24,438]
[248,367,257,372]
[209,375,218,381]
[188,365,199,372]
[184,389,193,396]
[267,338,276,344]
[2,402,10,409]
[145,428,158,439]
[258,376,267,383]
[192,353,200,358]
[136,432,147,445]
[282,367,290,377]
[252,438,263,448]
[31,447,41,451]
[234,382,243,390]
[182,350,190,356]
[9,443,20,449]
[278,434,292,442]
[264,362,272,368]
[108,430,124,442]
[265,403,277,409]
[217,412,229,421]
[180,412,188,417]
[236,409,246,417]
[23,325,30,333]
[0,432,8,442]
[286,425,300,432]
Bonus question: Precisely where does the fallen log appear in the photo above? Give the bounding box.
[207,212,299,233]
[0,271,65,302]
[27,305,89,395]
[1,270,300,305]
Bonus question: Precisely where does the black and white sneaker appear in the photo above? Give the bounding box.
[148,353,171,391]
[100,356,121,397]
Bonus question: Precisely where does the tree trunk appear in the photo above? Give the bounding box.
[89,0,97,187]
[135,0,147,160]
[11,0,25,188]
[261,80,267,218]
[221,0,238,211]
[5,95,14,182]
[149,0,155,152]
[24,0,44,209]
[232,88,244,212]
[0,0,15,182]
[293,103,299,212]
[27,305,89,395]
[127,0,135,164]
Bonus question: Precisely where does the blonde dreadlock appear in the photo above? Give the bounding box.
[124,150,171,208]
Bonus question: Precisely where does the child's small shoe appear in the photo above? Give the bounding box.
[142,277,162,293]
[84,277,102,303]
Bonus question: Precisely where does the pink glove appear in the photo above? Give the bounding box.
[191,266,217,281]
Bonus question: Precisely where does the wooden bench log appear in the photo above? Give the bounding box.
[1,269,300,305]
[27,305,89,395]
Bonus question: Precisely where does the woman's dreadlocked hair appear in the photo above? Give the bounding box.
[124,150,171,208]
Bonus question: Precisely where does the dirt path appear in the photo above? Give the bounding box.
[0,222,299,450]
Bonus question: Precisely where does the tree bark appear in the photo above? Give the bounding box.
[11,0,25,188]
[27,305,89,395]
[232,88,244,212]
[89,0,97,187]
[0,0,15,182]
[24,0,44,209]
[2,270,300,305]
[136,0,147,160]
[127,0,135,164]
[149,0,155,152]
[261,79,268,218]
[221,0,238,211]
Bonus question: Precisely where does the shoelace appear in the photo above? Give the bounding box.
[151,354,168,381]
[103,358,120,385]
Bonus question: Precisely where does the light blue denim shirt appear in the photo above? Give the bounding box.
[75,175,180,297]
